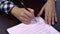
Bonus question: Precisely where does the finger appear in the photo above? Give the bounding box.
[48,10,52,25]
[19,16,30,24]
[45,9,48,24]
[21,13,31,21]
[27,8,34,13]
[52,16,54,25]
[37,6,45,16]
[27,8,35,17]
[45,8,52,25]
[48,16,51,25]
[55,11,58,22]
[52,12,55,25]
[51,9,55,25]
[24,9,35,18]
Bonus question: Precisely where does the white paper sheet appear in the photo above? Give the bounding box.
[7,17,60,34]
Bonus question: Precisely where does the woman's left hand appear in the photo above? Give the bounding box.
[37,0,57,25]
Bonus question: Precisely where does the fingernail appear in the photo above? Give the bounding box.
[52,22,55,25]
[55,18,57,22]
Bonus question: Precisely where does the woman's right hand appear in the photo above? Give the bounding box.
[11,6,35,24]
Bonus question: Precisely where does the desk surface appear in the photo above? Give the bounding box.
[0,12,21,34]
[0,0,60,34]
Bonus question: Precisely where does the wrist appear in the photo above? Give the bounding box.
[11,6,19,15]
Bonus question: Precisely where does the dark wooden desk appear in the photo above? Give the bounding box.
[0,0,60,34]
[53,0,60,32]
[0,12,21,34]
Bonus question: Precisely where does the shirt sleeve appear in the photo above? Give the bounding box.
[0,0,15,14]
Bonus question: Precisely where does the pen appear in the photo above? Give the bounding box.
[21,2,31,12]
[21,2,37,22]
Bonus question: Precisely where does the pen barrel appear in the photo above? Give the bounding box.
[11,0,47,17]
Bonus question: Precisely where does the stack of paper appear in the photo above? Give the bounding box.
[7,17,60,34]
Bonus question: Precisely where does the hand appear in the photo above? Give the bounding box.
[37,0,57,25]
[11,6,35,24]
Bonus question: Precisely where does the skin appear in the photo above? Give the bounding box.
[11,6,35,24]
[37,0,57,25]
[11,0,57,25]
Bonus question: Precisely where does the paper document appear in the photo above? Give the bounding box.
[7,17,60,34]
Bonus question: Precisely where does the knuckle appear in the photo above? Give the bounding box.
[20,12,24,16]
[31,9,34,13]
[28,8,34,12]
[31,9,34,11]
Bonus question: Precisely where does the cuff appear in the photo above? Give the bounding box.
[0,0,15,15]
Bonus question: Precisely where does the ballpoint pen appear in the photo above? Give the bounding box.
[21,2,31,12]
[21,2,37,22]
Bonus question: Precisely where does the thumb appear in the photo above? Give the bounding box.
[37,6,45,17]
[27,8,35,17]
[27,8,34,13]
